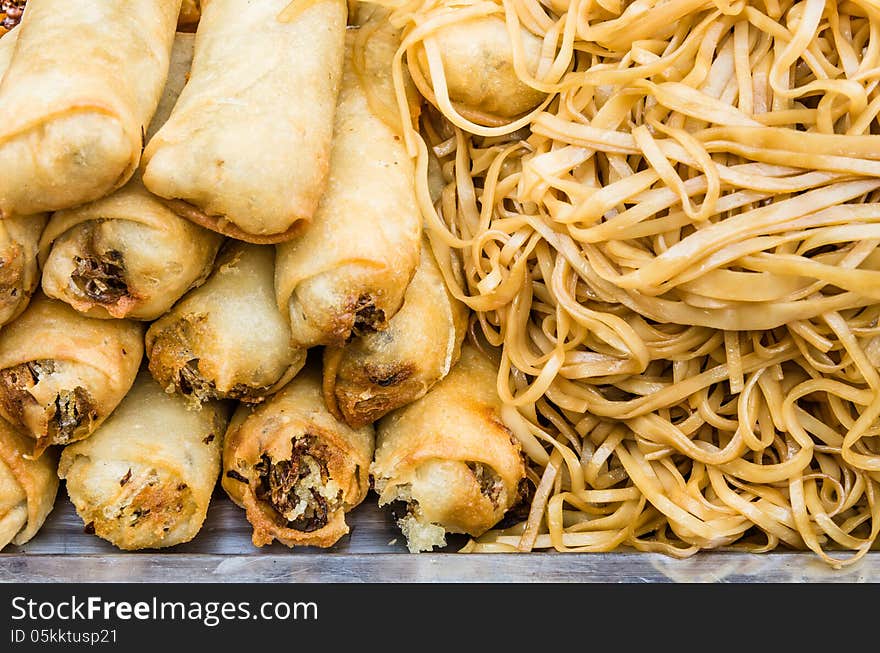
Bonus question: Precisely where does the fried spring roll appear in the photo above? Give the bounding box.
[0,0,182,216]
[142,0,346,243]
[413,15,546,120]
[58,370,229,550]
[275,27,422,347]
[38,34,223,321]
[0,27,48,327]
[222,365,374,548]
[372,343,527,552]
[323,239,469,427]
[0,420,58,550]
[0,294,143,455]
[146,242,306,407]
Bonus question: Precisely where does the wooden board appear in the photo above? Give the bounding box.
[2,485,879,582]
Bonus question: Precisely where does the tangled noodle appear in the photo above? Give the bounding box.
[376,0,880,567]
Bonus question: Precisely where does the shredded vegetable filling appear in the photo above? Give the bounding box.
[383,0,880,567]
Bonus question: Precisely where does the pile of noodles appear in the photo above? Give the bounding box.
[375,0,880,568]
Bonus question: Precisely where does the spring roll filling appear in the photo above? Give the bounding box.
[465,462,504,509]
[0,1,24,32]
[250,435,343,533]
[351,293,384,337]
[70,249,130,304]
[382,485,447,552]
[0,360,97,449]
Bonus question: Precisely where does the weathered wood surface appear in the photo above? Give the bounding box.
[2,487,878,582]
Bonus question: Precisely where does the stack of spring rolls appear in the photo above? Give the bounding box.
[0,0,528,554]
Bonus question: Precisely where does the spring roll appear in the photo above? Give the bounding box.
[146,242,306,408]
[324,239,469,427]
[372,343,527,552]
[58,370,229,550]
[0,294,143,455]
[413,14,546,120]
[275,27,422,348]
[0,0,182,216]
[38,34,223,321]
[222,365,374,548]
[142,0,346,243]
[0,419,58,550]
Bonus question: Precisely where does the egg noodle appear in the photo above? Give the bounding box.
[378,0,880,567]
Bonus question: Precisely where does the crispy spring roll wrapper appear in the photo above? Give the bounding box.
[38,34,223,321]
[0,0,182,216]
[58,370,229,550]
[413,15,546,121]
[142,0,346,243]
[0,27,48,327]
[372,343,527,552]
[275,28,422,347]
[222,365,375,548]
[0,294,144,455]
[146,242,306,407]
[323,239,469,427]
[0,421,58,550]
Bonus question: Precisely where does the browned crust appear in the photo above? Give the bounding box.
[243,491,348,548]
[85,470,196,551]
[164,199,308,244]
[339,361,417,427]
[224,423,365,549]
[146,314,278,405]
[306,292,389,348]
[253,436,340,532]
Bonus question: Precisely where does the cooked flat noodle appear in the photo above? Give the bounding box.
[384,0,880,567]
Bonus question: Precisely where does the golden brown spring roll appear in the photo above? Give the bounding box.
[412,14,546,120]
[142,0,347,243]
[0,420,58,550]
[0,0,182,216]
[38,33,223,321]
[146,242,306,407]
[0,26,47,328]
[222,365,374,548]
[58,370,229,550]
[0,294,143,455]
[372,343,527,552]
[324,239,469,427]
[275,27,422,347]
